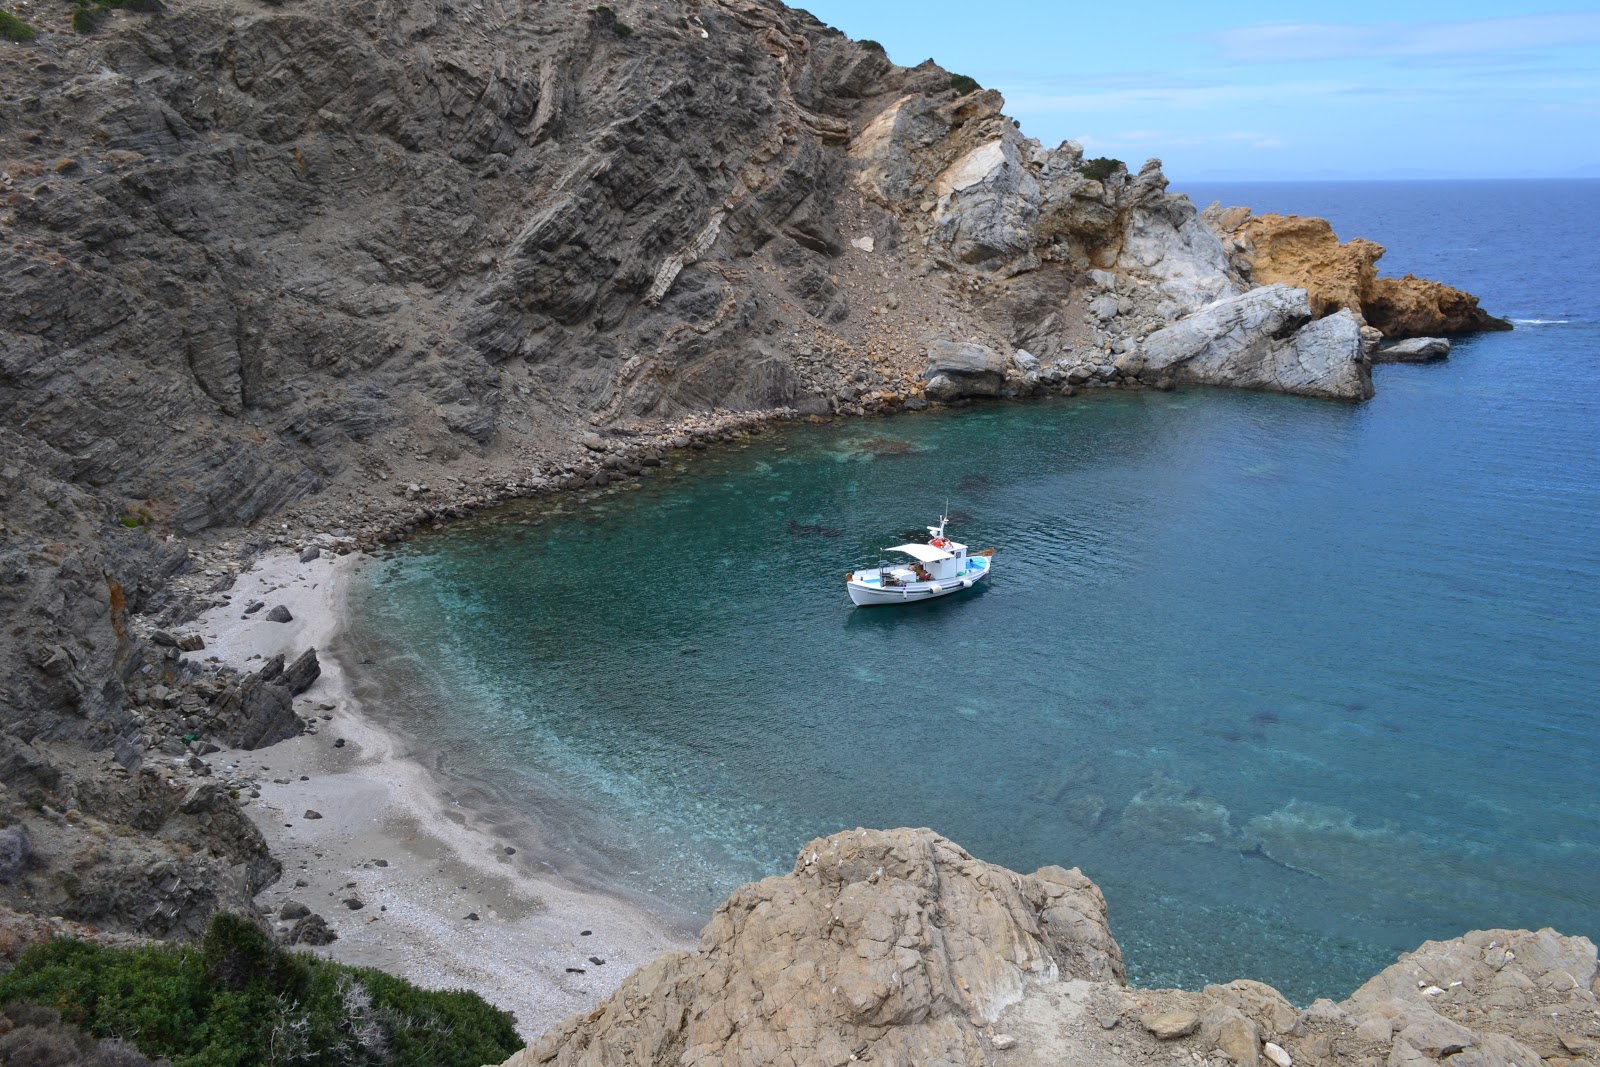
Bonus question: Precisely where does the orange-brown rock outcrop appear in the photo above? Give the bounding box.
[1206,211,1512,338]
[506,828,1598,1067]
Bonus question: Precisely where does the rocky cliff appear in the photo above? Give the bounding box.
[511,828,1599,1067]
[2,0,1508,942]
[1202,210,1512,338]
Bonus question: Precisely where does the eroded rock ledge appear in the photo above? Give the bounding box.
[1203,210,1513,339]
[509,828,1599,1067]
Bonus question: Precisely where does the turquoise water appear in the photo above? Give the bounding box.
[348,181,1600,1002]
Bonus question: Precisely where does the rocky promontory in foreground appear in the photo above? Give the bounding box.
[1,0,1521,1032]
[512,828,1599,1067]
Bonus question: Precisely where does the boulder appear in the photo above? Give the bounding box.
[265,605,293,623]
[288,913,337,946]
[215,649,320,750]
[1374,337,1451,363]
[0,825,33,884]
[1146,1010,1202,1039]
[924,340,1008,400]
[1140,286,1374,401]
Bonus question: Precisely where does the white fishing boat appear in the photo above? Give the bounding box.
[845,515,994,607]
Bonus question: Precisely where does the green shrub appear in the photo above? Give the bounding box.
[0,9,36,41]
[949,72,981,95]
[858,39,885,54]
[1081,156,1124,182]
[591,4,630,36]
[0,913,522,1067]
[70,0,163,34]
[70,4,110,32]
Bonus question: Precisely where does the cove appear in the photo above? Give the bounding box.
[348,350,1599,1003]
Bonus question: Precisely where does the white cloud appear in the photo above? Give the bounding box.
[1206,11,1600,63]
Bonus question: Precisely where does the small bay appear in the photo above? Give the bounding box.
[348,180,1600,1002]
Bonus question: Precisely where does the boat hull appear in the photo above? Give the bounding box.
[846,558,991,607]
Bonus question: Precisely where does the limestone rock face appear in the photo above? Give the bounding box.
[505,832,1600,1067]
[1205,212,1512,338]
[1140,287,1375,401]
[519,828,1123,1067]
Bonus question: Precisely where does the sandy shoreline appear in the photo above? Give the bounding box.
[192,547,695,1037]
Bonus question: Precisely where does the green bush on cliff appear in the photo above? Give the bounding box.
[69,0,163,34]
[858,39,885,54]
[0,9,37,41]
[1081,156,1124,182]
[949,72,981,95]
[0,913,522,1067]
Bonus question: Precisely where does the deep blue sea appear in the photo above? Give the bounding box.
[347,180,1600,1003]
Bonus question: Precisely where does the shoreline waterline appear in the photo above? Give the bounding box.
[192,549,694,1037]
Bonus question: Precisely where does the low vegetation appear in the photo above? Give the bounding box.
[949,73,981,95]
[0,9,37,41]
[0,913,522,1067]
[858,39,885,55]
[1081,156,1125,182]
[592,4,632,37]
[70,0,162,33]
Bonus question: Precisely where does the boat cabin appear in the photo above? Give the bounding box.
[882,538,966,581]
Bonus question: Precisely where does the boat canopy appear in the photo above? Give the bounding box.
[885,543,955,563]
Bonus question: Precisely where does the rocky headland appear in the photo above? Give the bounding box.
[0,0,1537,1056]
[512,828,1599,1067]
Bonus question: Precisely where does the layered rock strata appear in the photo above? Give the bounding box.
[511,828,1600,1067]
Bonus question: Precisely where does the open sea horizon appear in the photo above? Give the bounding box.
[345,179,1600,1003]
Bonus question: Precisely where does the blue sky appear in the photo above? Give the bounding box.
[798,1,1600,180]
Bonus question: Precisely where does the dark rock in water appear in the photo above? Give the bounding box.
[1374,336,1451,363]
[288,914,337,945]
[787,520,842,539]
[280,900,311,921]
[265,605,293,623]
